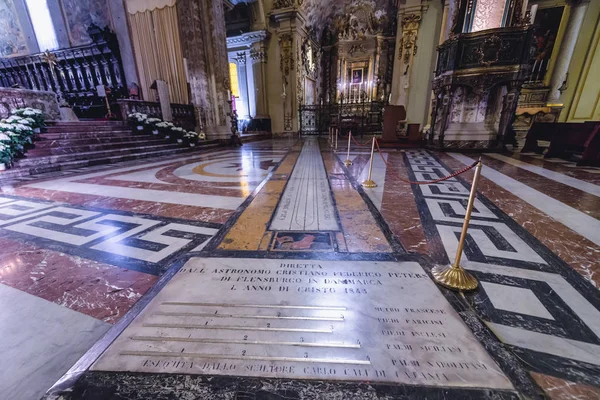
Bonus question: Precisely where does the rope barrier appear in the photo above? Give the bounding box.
[351,135,372,147]
[367,138,479,185]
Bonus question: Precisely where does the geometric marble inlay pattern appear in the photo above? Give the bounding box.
[404,150,600,387]
[0,195,220,275]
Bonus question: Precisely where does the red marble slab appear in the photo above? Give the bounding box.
[0,237,157,324]
[379,152,430,255]
[3,186,234,224]
[531,372,600,400]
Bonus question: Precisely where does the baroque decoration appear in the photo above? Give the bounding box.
[399,13,422,64]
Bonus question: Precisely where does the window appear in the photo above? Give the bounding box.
[25,0,59,52]
[229,62,240,98]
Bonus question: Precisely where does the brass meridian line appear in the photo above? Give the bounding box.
[154,312,344,321]
[120,350,371,365]
[161,302,346,311]
[130,336,361,348]
[143,323,333,333]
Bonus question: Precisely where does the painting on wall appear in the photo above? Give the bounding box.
[531,6,564,82]
[60,0,112,46]
[351,68,363,84]
[0,0,28,57]
[305,78,316,105]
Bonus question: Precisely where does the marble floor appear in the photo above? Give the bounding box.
[1,138,599,399]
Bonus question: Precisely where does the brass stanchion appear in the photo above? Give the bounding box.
[432,159,482,291]
[344,131,353,166]
[362,137,377,188]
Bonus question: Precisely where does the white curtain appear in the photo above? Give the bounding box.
[126,0,176,14]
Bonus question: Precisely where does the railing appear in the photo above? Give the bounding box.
[117,100,196,131]
[299,102,385,136]
[436,26,534,74]
[0,27,127,119]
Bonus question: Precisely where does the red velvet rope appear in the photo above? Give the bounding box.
[370,138,479,185]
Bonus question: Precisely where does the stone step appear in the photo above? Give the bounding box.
[34,135,160,149]
[47,121,126,127]
[15,142,185,168]
[0,141,222,181]
[26,138,170,156]
[40,130,143,140]
[43,126,133,134]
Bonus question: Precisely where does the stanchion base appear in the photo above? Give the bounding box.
[362,179,377,188]
[344,160,353,166]
[432,264,478,291]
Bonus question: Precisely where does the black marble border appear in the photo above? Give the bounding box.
[52,371,522,400]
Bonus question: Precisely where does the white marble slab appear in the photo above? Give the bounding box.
[92,258,513,390]
[270,139,339,231]
[0,284,110,400]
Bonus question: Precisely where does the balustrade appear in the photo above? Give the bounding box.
[0,26,127,119]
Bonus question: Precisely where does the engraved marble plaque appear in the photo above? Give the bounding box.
[92,258,513,389]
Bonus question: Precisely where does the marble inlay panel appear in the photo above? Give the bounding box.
[405,150,600,386]
[270,139,339,231]
[92,258,514,390]
[0,195,219,275]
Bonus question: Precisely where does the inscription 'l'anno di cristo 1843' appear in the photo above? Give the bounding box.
[91,258,513,390]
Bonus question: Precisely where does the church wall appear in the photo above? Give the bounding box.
[0,0,39,57]
[406,0,443,129]
[561,0,600,122]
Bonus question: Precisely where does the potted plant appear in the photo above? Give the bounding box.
[156,121,174,139]
[12,107,45,133]
[170,126,186,143]
[127,113,148,132]
[144,118,162,135]
[0,134,13,170]
[183,131,199,147]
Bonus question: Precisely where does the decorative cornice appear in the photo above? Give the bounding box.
[250,47,267,63]
[226,30,268,49]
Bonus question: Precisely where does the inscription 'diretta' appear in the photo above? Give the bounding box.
[92,258,513,390]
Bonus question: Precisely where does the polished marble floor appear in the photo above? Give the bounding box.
[1,138,600,399]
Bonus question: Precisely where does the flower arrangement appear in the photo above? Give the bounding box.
[12,107,45,132]
[127,113,148,131]
[0,107,45,170]
[170,126,186,142]
[144,118,162,134]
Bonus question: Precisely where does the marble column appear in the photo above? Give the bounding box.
[177,0,230,138]
[548,0,590,102]
[250,42,269,120]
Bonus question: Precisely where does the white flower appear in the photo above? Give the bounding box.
[0,123,14,130]
[156,122,170,128]
[0,133,10,141]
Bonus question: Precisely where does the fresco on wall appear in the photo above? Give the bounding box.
[61,0,111,46]
[303,0,394,40]
[0,0,28,57]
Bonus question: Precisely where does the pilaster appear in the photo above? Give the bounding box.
[177,0,231,138]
